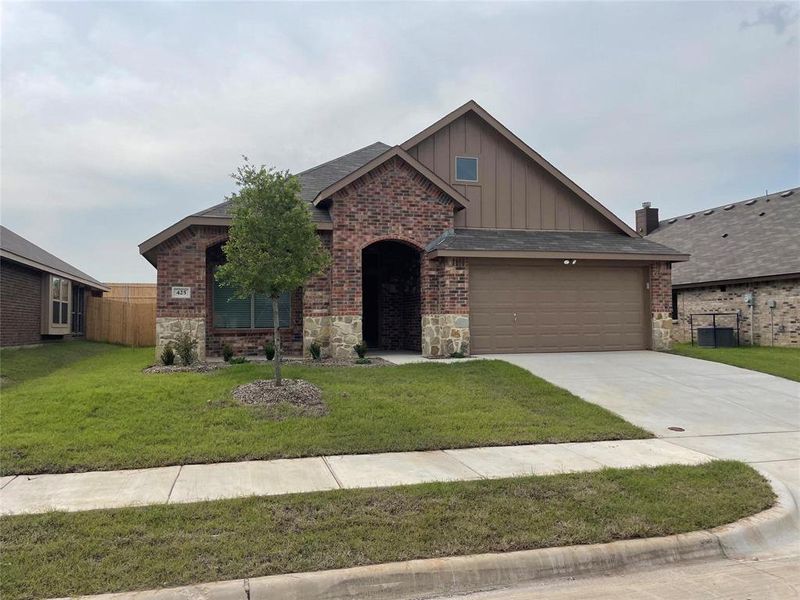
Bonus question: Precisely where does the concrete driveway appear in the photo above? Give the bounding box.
[487,351,800,496]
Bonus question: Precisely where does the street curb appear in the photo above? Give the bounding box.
[57,475,797,600]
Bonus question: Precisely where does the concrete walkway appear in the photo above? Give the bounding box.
[0,438,712,516]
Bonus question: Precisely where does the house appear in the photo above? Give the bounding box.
[642,188,799,347]
[0,226,109,347]
[139,100,687,360]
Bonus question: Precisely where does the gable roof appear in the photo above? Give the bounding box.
[312,146,470,208]
[193,141,393,223]
[646,187,800,287]
[139,143,390,263]
[401,100,639,238]
[0,226,108,291]
[427,228,687,261]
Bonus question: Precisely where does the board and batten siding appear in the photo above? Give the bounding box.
[406,112,618,233]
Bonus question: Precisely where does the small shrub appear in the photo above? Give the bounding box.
[264,342,276,361]
[450,351,466,359]
[355,357,372,365]
[229,356,249,364]
[353,341,367,359]
[222,344,234,362]
[173,332,198,365]
[309,341,322,361]
[160,344,175,366]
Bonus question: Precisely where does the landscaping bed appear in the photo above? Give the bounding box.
[143,362,229,374]
[0,461,774,600]
[0,343,650,475]
[670,343,800,382]
[233,378,327,420]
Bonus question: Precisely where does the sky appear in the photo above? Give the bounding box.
[2,1,798,283]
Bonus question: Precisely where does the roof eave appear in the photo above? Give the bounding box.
[401,100,638,239]
[0,250,110,291]
[138,215,333,266]
[427,248,690,262]
[673,271,800,289]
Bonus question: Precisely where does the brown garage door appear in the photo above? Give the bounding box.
[470,260,649,353]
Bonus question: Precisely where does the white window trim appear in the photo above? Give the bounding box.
[454,156,479,183]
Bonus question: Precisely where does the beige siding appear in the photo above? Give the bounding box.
[408,113,618,233]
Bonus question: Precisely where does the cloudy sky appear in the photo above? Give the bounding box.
[2,1,798,282]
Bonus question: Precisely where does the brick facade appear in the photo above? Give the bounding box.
[649,262,673,350]
[1,259,43,347]
[154,225,303,359]
[328,157,456,317]
[673,278,799,347]
[150,160,678,358]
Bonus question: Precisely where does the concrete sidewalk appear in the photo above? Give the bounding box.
[0,438,712,516]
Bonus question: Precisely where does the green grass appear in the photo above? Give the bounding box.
[0,342,649,475]
[0,461,773,600]
[670,343,800,382]
[0,341,114,387]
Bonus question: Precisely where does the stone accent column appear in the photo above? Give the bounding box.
[649,262,674,351]
[421,256,470,358]
[651,312,673,351]
[330,315,362,359]
[155,317,206,362]
[303,316,331,357]
[422,314,470,357]
[302,231,333,358]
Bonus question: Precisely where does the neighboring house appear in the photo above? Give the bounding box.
[642,187,799,347]
[0,226,109,347]
[139,100,687,360]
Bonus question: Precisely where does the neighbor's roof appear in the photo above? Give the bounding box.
[646,187,800,286]
[0,225,108,290]
[193,142,392,223]
[427,228,687,261]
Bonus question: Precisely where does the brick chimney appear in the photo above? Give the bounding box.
[635,202,659,236]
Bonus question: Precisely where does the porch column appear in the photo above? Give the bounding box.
[421,256,470,358]
[650,261,674,351]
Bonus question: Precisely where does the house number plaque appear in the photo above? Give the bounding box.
[171,286,191,299]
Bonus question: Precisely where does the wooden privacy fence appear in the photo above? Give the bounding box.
[104,283,157,303]
[85,296,156,347]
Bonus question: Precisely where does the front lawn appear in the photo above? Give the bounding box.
[0,461,773,600]
[0,342,649,475]
[670,343,800,382]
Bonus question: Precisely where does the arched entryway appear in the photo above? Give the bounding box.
[362,240,421,352]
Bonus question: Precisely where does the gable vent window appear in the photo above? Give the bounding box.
[455,156,479,182]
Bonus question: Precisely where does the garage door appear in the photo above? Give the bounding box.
[470,260,649,353]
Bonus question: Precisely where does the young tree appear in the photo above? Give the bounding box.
[215,159,330,385]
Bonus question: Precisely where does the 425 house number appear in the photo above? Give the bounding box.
[171,286,191,299]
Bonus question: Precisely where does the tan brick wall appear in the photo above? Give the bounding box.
[674,278,799,347]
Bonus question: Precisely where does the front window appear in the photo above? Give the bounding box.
[212,276,291,329]
[455,156,478,182]
[51,276,70,325]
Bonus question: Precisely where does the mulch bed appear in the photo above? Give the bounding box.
[233,378,327,419]
[283,357,391,368]
[143,363,230,374]
[144,357,391,374]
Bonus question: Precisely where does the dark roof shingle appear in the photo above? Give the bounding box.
[193,142,391,222]
[646,187,800,286]
[0,226,106,289]
[427,228,685,256]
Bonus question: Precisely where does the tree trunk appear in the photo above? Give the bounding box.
[272,296,282,386]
